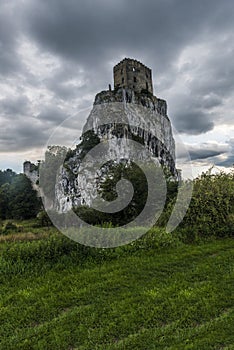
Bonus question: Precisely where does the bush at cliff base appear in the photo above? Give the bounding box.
[159,169,234,240]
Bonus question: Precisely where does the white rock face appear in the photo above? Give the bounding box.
[54,88,177,212]
[23,161,40,192]
[24,169,38,184]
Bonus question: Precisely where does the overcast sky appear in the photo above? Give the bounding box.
[0,0,234,177]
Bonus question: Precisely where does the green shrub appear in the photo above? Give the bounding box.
[131,227,182,250]
[1,226,182,269]
[1,234,87,263]
[1,221,18,235]
[164,169,234,239]
[36,210,53,227]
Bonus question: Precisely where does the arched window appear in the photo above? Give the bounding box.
[146,82,149,90]
[134,77,137,83]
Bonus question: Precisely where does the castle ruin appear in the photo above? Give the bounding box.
[113,58,153,94]
[24,58,178,212]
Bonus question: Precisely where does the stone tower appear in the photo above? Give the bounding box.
[113,58,153,94]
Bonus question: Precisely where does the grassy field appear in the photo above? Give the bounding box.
[0,228,234,349]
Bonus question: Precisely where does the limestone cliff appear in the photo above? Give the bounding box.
[54,87,177,212]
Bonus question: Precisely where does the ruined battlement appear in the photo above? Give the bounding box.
[114,58,153,94]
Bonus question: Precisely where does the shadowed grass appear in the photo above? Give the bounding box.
[0,231,234,349]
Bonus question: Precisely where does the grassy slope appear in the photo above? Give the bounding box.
[0,236,234,349]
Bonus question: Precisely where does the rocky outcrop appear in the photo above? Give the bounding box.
[54,87,178,212]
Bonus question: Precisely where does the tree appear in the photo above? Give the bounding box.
[78,129,100,159]
[39,146,67,201]
[0,168,42,220]
[37,210,53,227]
[0,169,17,186]
[9,174,41,219]
[0,183,11,219]
[96,160,149,225]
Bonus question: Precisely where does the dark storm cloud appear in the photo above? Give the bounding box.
[36,105,69,124]
[216,139,234,167]
[44,63,89,100]
[189,149,226,161]
[0,117,51,152]
[22,0,232,68]
[174,109,214,135]
[167,32,234,131]
[216,156,234,167]
[0,3,22,76]
[202,94,223,110]
[194,142,234,169]
[0,0,234,162]
[0,96,30,116]
[176,141,228,162]
[17,0,234,136]
[0,101,74,152]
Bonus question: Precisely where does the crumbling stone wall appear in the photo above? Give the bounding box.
[114,58,153,94]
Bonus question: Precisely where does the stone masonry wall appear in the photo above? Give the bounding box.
[114,58,153,94]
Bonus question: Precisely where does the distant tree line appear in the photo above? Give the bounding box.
[0,169,41,220]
